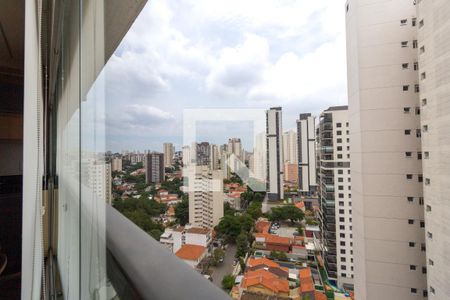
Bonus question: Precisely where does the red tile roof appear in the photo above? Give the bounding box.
[247,257,280,269]
[241,275,290,294]
[255,220,271,233]
[175,244,206,261]
[299,268,314,293]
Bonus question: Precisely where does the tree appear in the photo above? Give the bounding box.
[222,274,235,291]
[236,232,249,258]
[212,248,225,266]
[297,225,304,236]
[247,201,262,220]
[269,205,304,224]
[224,202,236,216]
[216,215,242,241]
[175,198,189,225]
[270,251,288,261]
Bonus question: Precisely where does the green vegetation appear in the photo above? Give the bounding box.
[160,177,184,197]
[269,250,288,261]
[212,248,225,266]
[247,200,263,220]
[113,196,166,240]
[216,215,247,242]
[224,202,236,216]
[269,205,305,224]
[297,225,304,236]
[236,231,250,258]
[221,274,235,291]
[305,218,320,226]
[174,197,189,225]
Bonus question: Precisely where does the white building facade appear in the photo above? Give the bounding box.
[346,1,426,299]
[296,113,317,195]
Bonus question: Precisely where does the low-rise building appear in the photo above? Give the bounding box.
[159,225,212,253]
[175,244,207,268]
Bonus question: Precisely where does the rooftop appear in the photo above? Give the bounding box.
[186,227,210,235]
[175,244,206,261]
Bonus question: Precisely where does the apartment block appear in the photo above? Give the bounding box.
[346,1,426,299]
[297,113,317,195]
[266,107,284,201]
[282,130,298,164]
[417,1,450,298]
[188,166,224,229]
[145,152,165,184]
[317,106,353,289]
[111,157,122,172]
[163,142,174,168]
[209,144,220,170]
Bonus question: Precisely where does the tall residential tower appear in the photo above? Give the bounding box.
[346,1,426,299]
[296,113,317,195]
[266,107,284,201]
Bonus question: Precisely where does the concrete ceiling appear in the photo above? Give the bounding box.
[0,0,24,73]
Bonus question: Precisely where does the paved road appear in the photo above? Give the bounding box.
[210,244,237,287]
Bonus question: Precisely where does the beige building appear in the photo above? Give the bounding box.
[111,157,122,172]
[188,166,224,229]
[163,142,174,167]
[417,1,450,298]
[283,163,298,183]
[317,106,353,289]
[346,1,426,299]
[282,130,298,164]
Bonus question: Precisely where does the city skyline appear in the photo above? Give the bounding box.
[104,0,348,152]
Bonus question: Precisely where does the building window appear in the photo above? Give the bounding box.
[341,257,346,262]
[337,130,342,135]
[405,129,411,135]
[402,63,409,69]
[427,232,433,239]
[413,40,418,48]
[418,175,423,182]
[403,85,409,91]
[409,242,415,247]
[400,19,407,25]
[405,152,412,157]
[422,98,427,106]
[416,129,422,138]
[421,72,426,80]
[338,154,343,159]
[420,220,425,228]
[420,46,425,54]
[404,107,411,113]
[412,18,417,26]
[410,265,416,270]
[417,152,422,160]
[339,193,344,198]
[426,205,432,212]
[425,178,430,185]
[414,62,419,70]
[428,259,434,266]
[340,225,345,230]
[408,219,414,225]
[423,290,428,297]
[337,138,342,143]
[419,19,424,28]
[423,124,428,132]
[424,151,429,159]
[415,107,420,115]
[419,197,424,205]
[338,177,343,182]
[346,4,349,12]
[421,243,426,251]
[339,201,344,206]
[401,41,409,47]
[411,288,417,294]
[336,122,342,127]
[430,286,435,294]
[415,84,420,93]
[407,196,414,203]
[406,174,413,180]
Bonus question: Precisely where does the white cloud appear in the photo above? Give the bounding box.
[206,33,269,96]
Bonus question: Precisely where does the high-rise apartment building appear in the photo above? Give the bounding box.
[266,107,284,201]
[317,106,353,289]
[111,157,122,172]
[188,166,224,229]
[252,132,267,182]
[296,113,317,195]
[86,160,112,204]
[195,142,210,166]
[346,1,426,299]
[163,143,174,168]
[282,130,298,164]
[227,138,243,159]
[182,145,191,166]
[209,144,220,170]
[145,152,165,184]
[417,1,450,298]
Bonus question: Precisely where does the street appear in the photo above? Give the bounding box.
[210,244,237,287]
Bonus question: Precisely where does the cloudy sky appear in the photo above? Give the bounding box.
[104,0,348,152]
